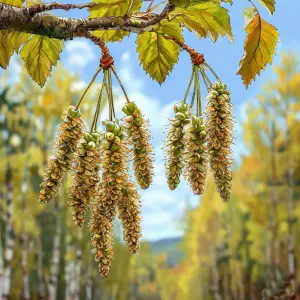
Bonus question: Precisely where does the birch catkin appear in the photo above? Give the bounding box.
[183,115,208,195]
[118,181,142,254]
[122,102,154,189]
[97,120,128,221]
[205,82,234,202]
[39,106,84,204]
[164,103,191,190]
[69,131,100,227]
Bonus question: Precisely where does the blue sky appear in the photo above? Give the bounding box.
[4,0,300,241]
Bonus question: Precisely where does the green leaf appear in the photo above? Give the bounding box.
[237,14,279,87]
[0,0,22,6]
[89,0,142,42]
[136,20,182,84]
[20,36,64,87]
[257,0,276,14]
[0,30,30,68]
[171,2,233,42]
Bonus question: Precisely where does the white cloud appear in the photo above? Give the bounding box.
[65,40,96,68]
[121,51,130,62]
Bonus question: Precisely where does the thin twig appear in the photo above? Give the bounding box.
[146,0,154,12]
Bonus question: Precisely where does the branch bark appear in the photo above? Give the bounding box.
[0,2,175,40]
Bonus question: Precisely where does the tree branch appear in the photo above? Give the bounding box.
[0,2,175,40]
[28,3,97,16]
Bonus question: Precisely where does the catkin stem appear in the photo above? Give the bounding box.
[183,67,195,104]
[195,67,202,116]
[90,72,106,133]
[75,66,102,110]
[199,67,210,91]
[111,65,130,104]
[190,71,197,109]
[103,71,113,121]
[107,69,116,119]
[203,62,221,82]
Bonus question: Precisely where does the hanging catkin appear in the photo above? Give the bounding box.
[89,120,127,277]
[69,131,100,227]
[205,82,234,202]
[97,120,128,221]
[164,103,191,190]
[118,181,142,254]
[39,106,84,204]
[89,208,114,278]
[122,102,154,189]
[183,115,208,195]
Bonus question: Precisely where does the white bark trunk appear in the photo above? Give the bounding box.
[86,258,93,300]
[211,248,222,300]
[48,219,61,300]
[37,237,46,299]
[2,170,14,300]
[21,232,30,300]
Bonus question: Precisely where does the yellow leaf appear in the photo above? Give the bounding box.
[0,31,14,68]
[171,2,233,42]
[136,20,182,84]
[257,0,276,14]
[90,0,142,42]
[0,0,22,7]
[237,14,279,88]
[20,35,64,87]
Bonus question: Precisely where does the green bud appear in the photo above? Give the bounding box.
[113,136,121,145]
[105,132,115,141]
[200,131,206,139]
[91,132,99,141]
[86,141,96,150]
[110,144,120,152]
[218,112,227,119]
[175,112,186,120]
[122,102,136,115]
[84,133,93,142]
[174,103,183,113]
[104,121,116,132]
[133,117,143,127]
[68,106,81,118]
[113,124,122,136]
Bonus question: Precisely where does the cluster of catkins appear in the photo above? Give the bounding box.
[38,102,154,277]
[164,82,234,202]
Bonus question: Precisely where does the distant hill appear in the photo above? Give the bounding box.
[150,237,185,266]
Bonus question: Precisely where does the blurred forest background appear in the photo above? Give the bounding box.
[0,51,300,300]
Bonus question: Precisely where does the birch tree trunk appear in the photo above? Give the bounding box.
[211,248,222,300]
[20,169,30,300]
[0,232,3,300]
[270,122,280,278]
[74,246,82,300]
[2,164,14,300]
[21,231,30,300]
[284,108,296,295]
[48,202,61,300]
[65,237,76,300]
[86,257,93,300]
[37,236,46,300]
